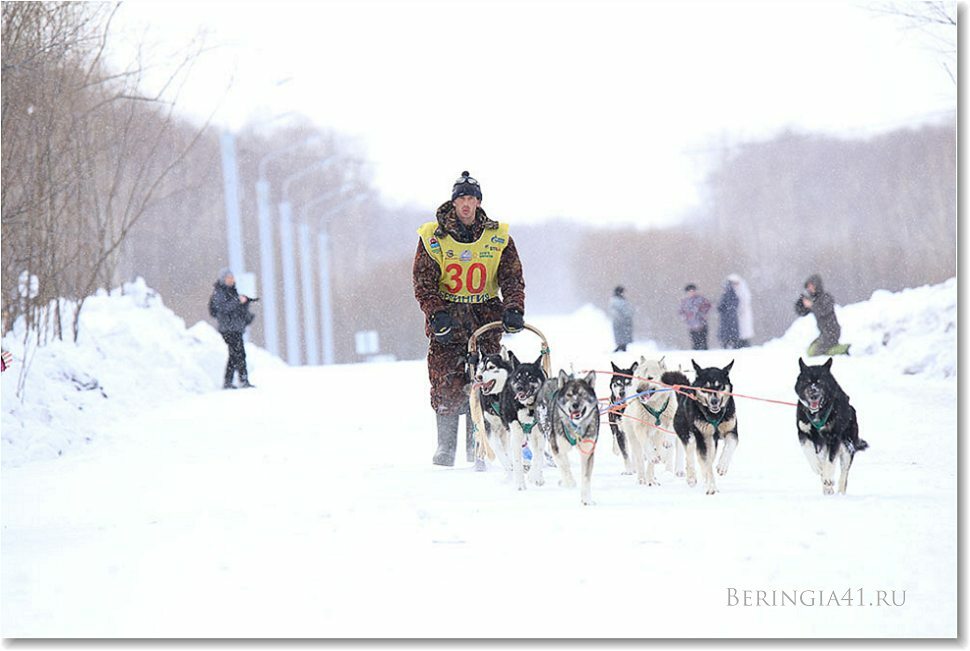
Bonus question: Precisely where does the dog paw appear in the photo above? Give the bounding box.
[675,471,685,478]
[687,476,697,487]
[663,439,673,449]
[582,499,596,506]
[716,464,729,476]
[823,486,834,495]
[528,472,545,487]
[621,469,634,476]
[650,455,663,465]
[647,480,661,487]
[705,488,718,495]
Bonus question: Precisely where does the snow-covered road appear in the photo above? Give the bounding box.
[2,342,956,638]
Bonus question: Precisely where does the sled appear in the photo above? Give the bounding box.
[467,321,552,461]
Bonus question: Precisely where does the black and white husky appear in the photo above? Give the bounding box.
[536,370,600,505]
[469,349,514,473]
[621,356,685,486]
[795,357,868,495]
[673,360,739,495]
[607,361,636,475]
[500,351,548,490]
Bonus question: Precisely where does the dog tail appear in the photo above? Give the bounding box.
[855,438,869,452]
[662,370,690,391]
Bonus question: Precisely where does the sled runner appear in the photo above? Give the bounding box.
[467,320,551,461]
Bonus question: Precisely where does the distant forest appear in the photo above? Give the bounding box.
[3,3,955,364]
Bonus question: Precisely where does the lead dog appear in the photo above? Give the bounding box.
[500,351,548,490]
[621,356,686,486]
[468,348,514,474]
[673,360,739,495]
[795,357,868,495]
[607,360,637,474]
[536,369,600,505]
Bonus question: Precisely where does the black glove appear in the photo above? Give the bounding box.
[430,311,454,344]
[502,308,524,333]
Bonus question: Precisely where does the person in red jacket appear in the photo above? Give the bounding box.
[412,171,526,466]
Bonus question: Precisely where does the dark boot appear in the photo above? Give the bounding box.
[238,372,254,389]
[223,365,235,389]
[465,415,477,462]
[433,414,459,466]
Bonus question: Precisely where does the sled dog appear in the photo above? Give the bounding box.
[607,360,637,474]
[499,351,548,490]
[795,357,868,495]
[621,356,687,485]
[469,348,514,472]
[673,360,739,495]
[536,370,600,505]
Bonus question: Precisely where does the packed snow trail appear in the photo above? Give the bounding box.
[2,343,955,637]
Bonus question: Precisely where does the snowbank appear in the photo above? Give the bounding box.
[765,277,956,379]
[1,278,285,466]
[1,277,955,467]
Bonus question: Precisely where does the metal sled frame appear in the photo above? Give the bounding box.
[467,321,552,461]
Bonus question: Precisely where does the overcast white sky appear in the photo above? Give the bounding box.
[111,0,956,227]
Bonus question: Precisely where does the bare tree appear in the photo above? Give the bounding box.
[867,1,957,83]
[2,2,211,397]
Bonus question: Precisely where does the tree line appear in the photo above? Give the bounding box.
[2,2,956,372]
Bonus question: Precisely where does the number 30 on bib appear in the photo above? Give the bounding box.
[444,263,487,294]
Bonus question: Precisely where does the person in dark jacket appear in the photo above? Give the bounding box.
[717,278,740,349]
[412,171,526,467]
[794,273,850,356]
[209,268,256,389]
[609,285,634,352]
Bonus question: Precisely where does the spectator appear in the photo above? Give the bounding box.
[794,273,850,356]
[717,278,740,349]
[678,284,712,350]
[728,273,754,347]
[608,285,634,352]
[208,268,256,389]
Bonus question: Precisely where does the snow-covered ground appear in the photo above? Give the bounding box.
[1,278,957,638]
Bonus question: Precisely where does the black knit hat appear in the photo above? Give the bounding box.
[451,171,482,202]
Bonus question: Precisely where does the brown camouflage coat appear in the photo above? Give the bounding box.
[412,201,526,414]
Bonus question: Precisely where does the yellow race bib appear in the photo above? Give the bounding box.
[418,222,510,304]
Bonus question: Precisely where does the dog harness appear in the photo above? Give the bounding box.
[417,221,510,304]
[644,397,670,426]
[806,404,834,431]
[704,409,728,429]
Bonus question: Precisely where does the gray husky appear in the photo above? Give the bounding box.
[536,370,600,505]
